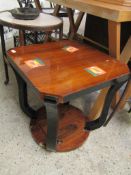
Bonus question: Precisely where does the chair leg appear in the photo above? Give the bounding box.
[3,59,9,85]
[13,69,36,118]
[53,4,61,16]
[59,24,63,40]
[0,25,9,85]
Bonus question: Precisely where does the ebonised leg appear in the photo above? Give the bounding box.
[0,25,9,85]
[14,70,36,118]
[14,69,59,151]
[44,99,59,151]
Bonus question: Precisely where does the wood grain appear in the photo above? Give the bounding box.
[97,0,131,6]
[48,0,131,22]
[7,40,130,102]
[30,104,89,152]
[108,21,121,60]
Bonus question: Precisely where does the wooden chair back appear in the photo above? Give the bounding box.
[17,0,34,8]
[34,0,42,11]
[34,0,54,11]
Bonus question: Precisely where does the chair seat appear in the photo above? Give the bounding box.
[7,40,130,102]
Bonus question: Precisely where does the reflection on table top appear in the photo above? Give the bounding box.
[48,0,131,22]
[0,12,62,31]
[7,40,130,102]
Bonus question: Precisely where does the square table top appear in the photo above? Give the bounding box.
[7,40,130,102]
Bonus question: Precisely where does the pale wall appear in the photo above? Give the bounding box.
[0,0,18,11]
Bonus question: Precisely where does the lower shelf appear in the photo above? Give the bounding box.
[30,104,90,152]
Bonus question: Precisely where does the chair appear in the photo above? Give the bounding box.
[34,0,74,39]
[34,0,68,17]
[17,0,34,8]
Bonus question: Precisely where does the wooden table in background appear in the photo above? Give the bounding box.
[47,0,131,59]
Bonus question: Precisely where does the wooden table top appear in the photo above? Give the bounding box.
[0,12,62,31]
[48,0,131,22]
[7,40,130,102]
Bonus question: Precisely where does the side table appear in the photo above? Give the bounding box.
[7,40,131,152]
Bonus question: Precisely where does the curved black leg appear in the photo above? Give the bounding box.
[13,69,59,151]
[0,25,9,85]
[14,70,36,118]
[104,78,131,126]
[44,98,59,151]
[85,79,129,131]
[104,61,131,121]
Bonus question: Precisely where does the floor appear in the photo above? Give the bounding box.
[0,1,131,175]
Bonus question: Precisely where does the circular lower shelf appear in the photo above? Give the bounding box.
[30,104,90,152]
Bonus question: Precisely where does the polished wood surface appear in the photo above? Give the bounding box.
[30,104,89,152]
[7,40,130,102]
[97,0,131,6]
[47,0,131,119]
[48,0,131,22]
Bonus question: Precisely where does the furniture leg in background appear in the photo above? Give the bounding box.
[117,37,131,110]
[0,25,9,84]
